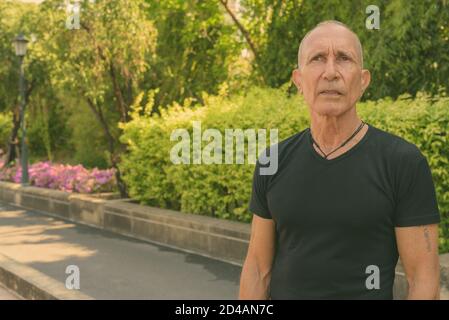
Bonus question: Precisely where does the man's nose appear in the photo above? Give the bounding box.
[322,58,339,81]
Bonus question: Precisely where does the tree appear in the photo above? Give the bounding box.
[144,0,243,109]
[0,1,38,167]
[35,0,157,196]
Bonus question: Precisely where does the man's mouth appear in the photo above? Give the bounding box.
[319,90,343,96]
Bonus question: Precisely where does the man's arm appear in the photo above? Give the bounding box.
[239,214,276,299]
[395,224,440,299]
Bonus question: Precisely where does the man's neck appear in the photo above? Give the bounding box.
[309,108,364,154]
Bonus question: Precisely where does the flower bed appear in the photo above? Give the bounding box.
[0,160,116,194]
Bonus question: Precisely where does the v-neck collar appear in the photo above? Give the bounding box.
[305,123,372,164]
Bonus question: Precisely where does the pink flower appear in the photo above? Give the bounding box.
[0,161,116,194]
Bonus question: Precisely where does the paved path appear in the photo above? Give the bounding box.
[0,201,241,299]
[0,284,20,300]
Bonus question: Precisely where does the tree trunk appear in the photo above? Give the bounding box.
[86,97,128,198]
[3,75,34,168]
[218,0,267,84]
[109,62,129,123]
[110,153,128,198]
[4,107,21,167]
[218,0,259,60]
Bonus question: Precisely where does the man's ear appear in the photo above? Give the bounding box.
[292,69,302,93]
[361,69,371,94]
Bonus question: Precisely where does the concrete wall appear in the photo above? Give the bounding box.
[0,181,447,299]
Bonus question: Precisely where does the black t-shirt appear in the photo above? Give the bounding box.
[249,123,441,300]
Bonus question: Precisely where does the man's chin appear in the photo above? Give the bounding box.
[312,103,350,117]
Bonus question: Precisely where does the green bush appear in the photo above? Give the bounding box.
[119,87,449,253]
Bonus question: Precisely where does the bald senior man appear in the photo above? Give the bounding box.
[239,20,441,300]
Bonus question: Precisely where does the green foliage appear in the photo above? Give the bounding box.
[35,0,157,111]
[144,0,244,110]
[0,112,12,151]
[67,102,109,169]
[119,87,449,253]
[0,1,25,112]
[27,103,72,163]
[5,0,159,187]
[0,1,71,164]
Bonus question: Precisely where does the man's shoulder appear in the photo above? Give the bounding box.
[368,125,425,163]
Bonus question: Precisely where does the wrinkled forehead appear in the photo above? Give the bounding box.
[300,25,362,65]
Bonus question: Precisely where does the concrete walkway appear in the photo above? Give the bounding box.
[0,201,241,299]
[0,284,21,300]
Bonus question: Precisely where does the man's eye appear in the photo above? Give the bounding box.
[339,55,350,61]
[312,56,324,61]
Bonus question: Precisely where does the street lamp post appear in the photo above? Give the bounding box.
[13,33,29,186]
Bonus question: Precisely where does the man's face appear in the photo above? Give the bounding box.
[292,24,370,117]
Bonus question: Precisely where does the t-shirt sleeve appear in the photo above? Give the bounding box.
[394,149,441,227]
[249,159,272,219]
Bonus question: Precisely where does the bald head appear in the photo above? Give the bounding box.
[297,20,364,69]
